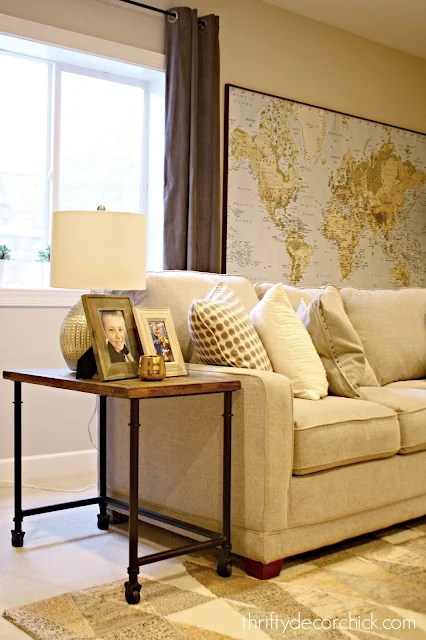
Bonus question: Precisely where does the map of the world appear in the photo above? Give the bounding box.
[224,85,426,287]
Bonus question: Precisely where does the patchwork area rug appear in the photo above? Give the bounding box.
[5,517,426,639]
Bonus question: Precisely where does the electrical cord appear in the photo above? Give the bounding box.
[0,480,97,492]
[88,400,98,450]
[0,399,99,493]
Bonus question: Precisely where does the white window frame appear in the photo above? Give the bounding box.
[0,13,164,308]
[51,63,149,226]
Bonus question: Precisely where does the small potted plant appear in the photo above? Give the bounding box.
[0,244,11,286]
[36,244,50,286]
[36,245,50,263]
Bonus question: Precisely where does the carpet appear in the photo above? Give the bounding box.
[5,517,426,640]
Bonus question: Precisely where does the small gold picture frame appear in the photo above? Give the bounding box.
[82,294,141,381]
[132,308,187,377]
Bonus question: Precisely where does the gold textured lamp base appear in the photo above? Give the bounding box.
[60,299,91,371]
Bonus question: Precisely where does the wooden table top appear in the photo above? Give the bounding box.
[3,368,241,399]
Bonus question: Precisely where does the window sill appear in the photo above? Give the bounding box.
[0,288,89,308]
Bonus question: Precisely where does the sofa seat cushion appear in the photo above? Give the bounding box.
[361,387,426,453]
[385,380,426,390]
[293,396,400,475]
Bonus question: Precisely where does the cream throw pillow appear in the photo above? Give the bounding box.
[255,281,330,310]
[361,360,380,387]
[249,283,328,400]
[297,286,366,398]
[188,283,273,371]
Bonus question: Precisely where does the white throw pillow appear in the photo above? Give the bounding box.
[249,283,328,400]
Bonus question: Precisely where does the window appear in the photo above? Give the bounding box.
[0,33,165,289]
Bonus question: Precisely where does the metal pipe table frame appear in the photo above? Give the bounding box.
[5,370,240,605]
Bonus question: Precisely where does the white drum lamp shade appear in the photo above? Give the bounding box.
[50,210,147,371]
[50,210,146,290]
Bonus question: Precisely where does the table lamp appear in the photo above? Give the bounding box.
[50,209,147,373]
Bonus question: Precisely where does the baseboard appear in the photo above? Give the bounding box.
[0,449,97,483]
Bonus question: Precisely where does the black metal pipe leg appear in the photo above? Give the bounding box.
[97,396,110,530]
[11,382,24,547]
[125,398,142,604]
[218,391,233,577]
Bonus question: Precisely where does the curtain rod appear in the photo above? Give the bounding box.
[118,0,177,18]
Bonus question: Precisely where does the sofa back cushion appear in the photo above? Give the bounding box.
[133,271,260,363]
[340,287,426,386]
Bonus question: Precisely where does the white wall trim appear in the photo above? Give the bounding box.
[0,288,88,307]
[0,13,165,70]
[0,449,97,483]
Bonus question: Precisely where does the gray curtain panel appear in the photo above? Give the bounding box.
[163,7,220,272]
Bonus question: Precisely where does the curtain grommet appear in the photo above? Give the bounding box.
[198,19,207,31]
[168,11,178,23]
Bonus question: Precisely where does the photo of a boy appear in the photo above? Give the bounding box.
[100,310,134,364]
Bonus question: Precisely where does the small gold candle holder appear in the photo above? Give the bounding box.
[138,355,166,381]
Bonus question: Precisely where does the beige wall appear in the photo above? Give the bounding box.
[0,307,95,467]
[1,0,425,132]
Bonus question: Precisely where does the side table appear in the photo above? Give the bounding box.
[3,369,241,604]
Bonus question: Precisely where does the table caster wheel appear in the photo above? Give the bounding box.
[97,513,110,530]
[125,581,141,605]
[217,560,232,578]
[11,530,25,547]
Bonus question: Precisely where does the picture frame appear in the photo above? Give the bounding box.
[82,294,141,381]
[222,83,426,288]
[132,307,187,377]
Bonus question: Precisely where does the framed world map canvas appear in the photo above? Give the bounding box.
[222,84,426,287]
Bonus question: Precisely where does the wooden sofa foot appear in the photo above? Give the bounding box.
[243,558,284,580]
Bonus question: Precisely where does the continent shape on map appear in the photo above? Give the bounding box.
[227,87,426,288]
[293,107,326,169]
[325,141,426,284]
[231,100,313,284]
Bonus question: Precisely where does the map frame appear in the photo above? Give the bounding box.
[222,84,426,288]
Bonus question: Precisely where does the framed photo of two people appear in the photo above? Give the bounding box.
[132,307,187,378]
[82,295,186,381]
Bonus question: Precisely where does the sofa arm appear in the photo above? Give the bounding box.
[106,363,294,546]
[187,362,294,528]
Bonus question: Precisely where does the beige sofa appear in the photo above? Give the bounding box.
[106,270,426,579]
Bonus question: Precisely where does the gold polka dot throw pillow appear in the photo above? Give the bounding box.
[188,282,273,371]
